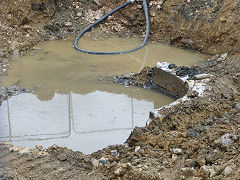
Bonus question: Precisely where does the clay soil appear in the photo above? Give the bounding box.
[0,0,240,179]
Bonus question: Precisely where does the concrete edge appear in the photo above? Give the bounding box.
[146,62,213,126]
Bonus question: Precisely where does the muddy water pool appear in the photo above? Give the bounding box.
[0,37,204,154]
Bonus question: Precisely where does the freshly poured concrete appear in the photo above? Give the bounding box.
[0,37,204,154]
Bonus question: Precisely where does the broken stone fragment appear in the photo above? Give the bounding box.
[93,0,100,6]
[172,148,182,155]
[91,158,99,167]
[76,12,82,17]
[181,167,197,177]
[214,133,238,148]
[22,25,32,30]
[193,74,212,80]
[234,103,240,112]
[64,22,72,27]
[9,146,21,152]
[35,144,43,151]
[135,146,141,152]
[223,166,233,176]
[13,49,20,58]
[114,167,123,176]
[33,46,42,50]
[18,147,30,154]
[168,63,177,69]
[220,17,227,22]
[186,80,195,89]
[217,52,228,61]
[171,154,177,162]
[57,153,68,161]
[198,165,216,178]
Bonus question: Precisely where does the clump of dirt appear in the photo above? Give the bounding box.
[0,0,240,179]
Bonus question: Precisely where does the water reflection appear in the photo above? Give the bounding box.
[0,89,169,154]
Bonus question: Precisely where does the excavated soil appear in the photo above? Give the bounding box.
[0,0,240,179]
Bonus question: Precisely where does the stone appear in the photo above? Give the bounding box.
[22,25,32,30]
[13,49,20,58]
[57,154,68,161]
[9,146,21,152]
[171,154,178,162]
[91,158,99,167]
[37,151,48,157]
[168,63,177,69]
[18,147,30,154]
[199,165,216,178]
[162,159,168,165]
[94,0,100,5]
[223,166,233,176]
[217,52,228,61]
[235,103,240,112]
[181,167,197,177]
[187,129,198,138]
[197,156,206,166]
[193,74,212,80]
[172,148,182,154]
[35,144,43,151]
[214,133,232,147]
[220,17,227,22]
[135,146,141,152]
[186,80,195,89]
[64,22,72,27]
[33,46,41,50]
[76,12,82,17]
[67,26,74,32]
[114,167,123,176]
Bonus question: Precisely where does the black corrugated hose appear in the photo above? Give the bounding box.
[74,0,149,55]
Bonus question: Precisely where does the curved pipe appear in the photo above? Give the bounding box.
[74,0,149,55]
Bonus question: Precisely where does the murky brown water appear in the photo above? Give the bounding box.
[0,37,204,154]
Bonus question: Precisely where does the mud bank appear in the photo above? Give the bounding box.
[0,0,240,179]
[100,0,240,55]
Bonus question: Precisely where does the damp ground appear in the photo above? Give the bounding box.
[0,37,204,154]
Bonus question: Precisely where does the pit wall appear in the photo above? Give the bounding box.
[148,62,212,124]
[100,0,240,55]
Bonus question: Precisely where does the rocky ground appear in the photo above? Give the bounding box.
[0,0,240,179]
